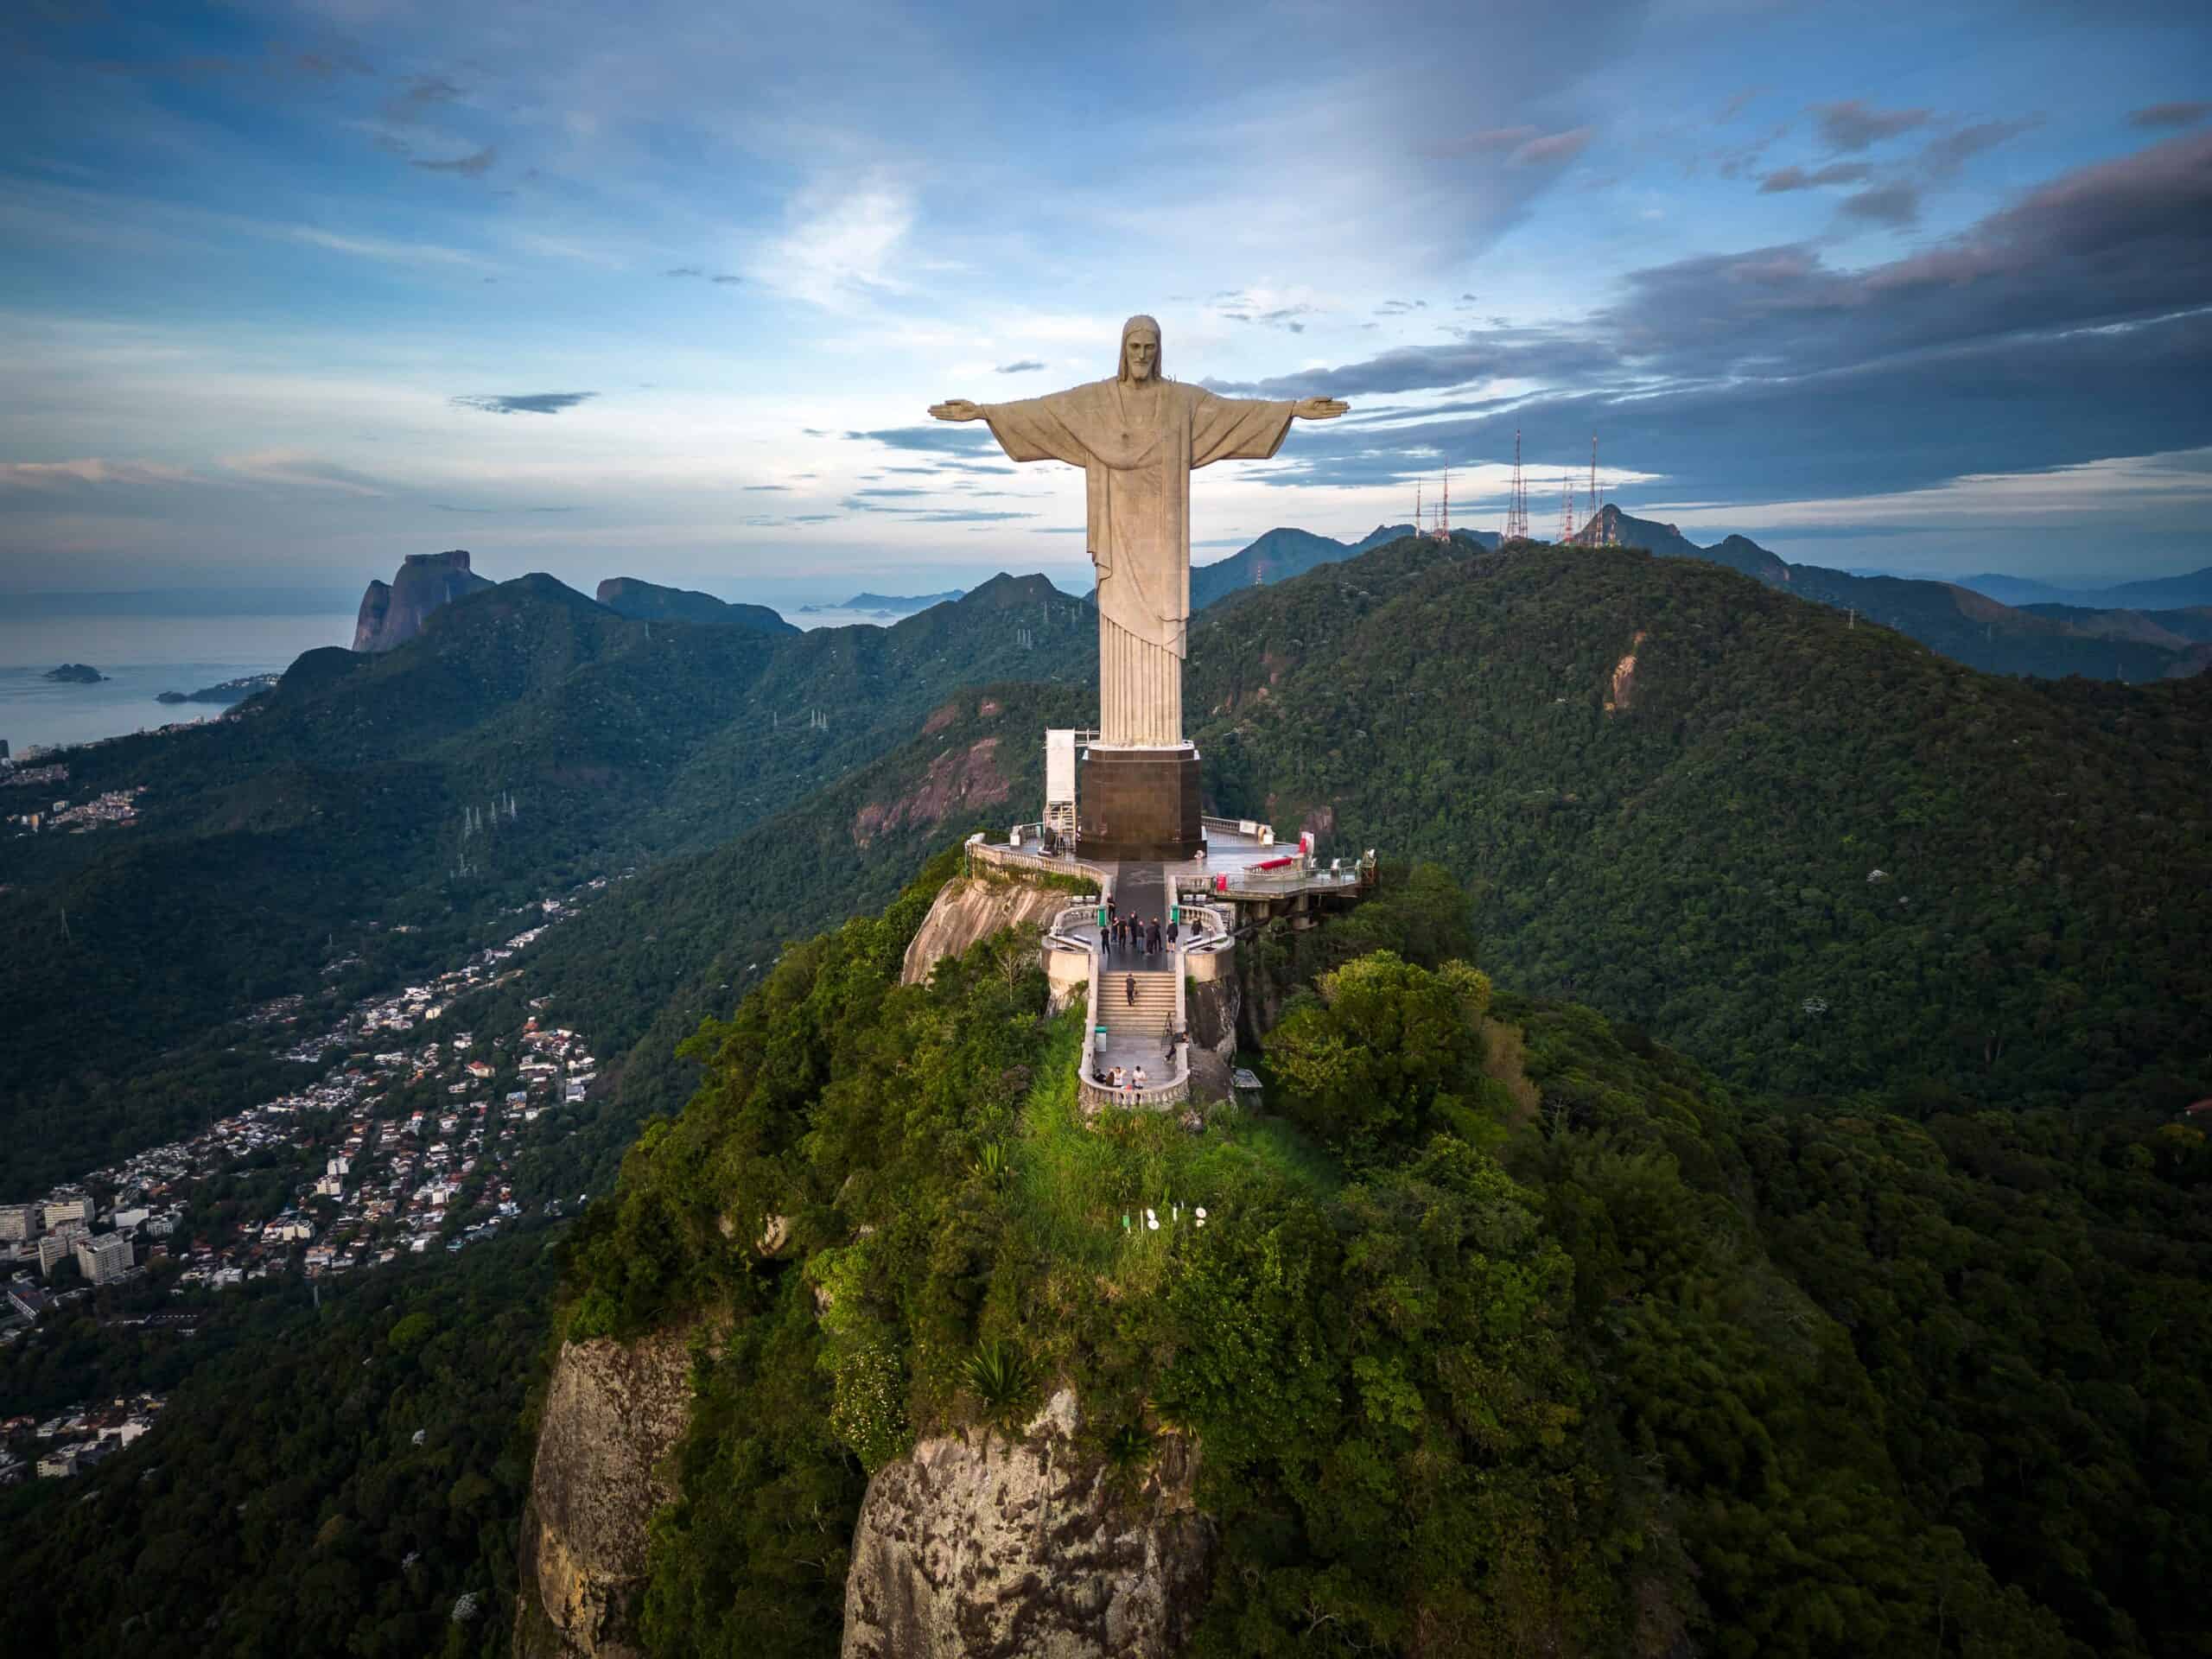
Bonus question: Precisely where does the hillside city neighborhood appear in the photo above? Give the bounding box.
[0,874,621,1482]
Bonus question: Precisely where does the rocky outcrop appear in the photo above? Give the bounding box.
[513,1327,697,1658]
[853,739,1011,849]
[842,1389,1213,1659]
[353,550,493,652]
[1185,976,1241,1061]
[1606,629,1649,715]
[902,875,1073,986]
[594,577,797,634]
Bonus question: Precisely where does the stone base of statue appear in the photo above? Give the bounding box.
[1077,743,1203,862]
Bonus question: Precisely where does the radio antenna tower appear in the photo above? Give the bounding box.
[1414,480,1423,536]
[1588,433,1599,536]
[1439,472,1451,541]
[1506,426,1527,541]
[1560,472,1575,543]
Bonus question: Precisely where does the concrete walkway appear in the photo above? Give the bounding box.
[1092,861,1178,1085]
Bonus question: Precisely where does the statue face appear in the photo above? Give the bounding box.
[1125,328,1159,383]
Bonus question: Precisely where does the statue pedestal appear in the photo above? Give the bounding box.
[1077,744,1202,862]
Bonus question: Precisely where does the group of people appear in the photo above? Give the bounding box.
[1094,1061,1151,1101]
[1099,899,1177,961]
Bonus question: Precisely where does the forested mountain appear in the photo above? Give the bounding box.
[540,855,2205,1658]
[0,571,1090,1188]
[1187,535,2212,1106]
[1190,522,1498,613]
[594,577,798,633]
[1961,564,2212,609]
[1580,505,2212,680]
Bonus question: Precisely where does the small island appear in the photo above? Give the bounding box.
[43,663,107,683]
[155,674,280,707]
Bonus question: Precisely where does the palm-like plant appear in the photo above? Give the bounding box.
[1103,1421,1155,1481]
[969,1140,1011,1190]
[963,1338,1035,1459]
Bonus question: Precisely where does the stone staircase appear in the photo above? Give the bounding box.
[1096,968,1177,1067]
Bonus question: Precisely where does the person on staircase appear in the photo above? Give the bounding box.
[1126,972,1138,1007]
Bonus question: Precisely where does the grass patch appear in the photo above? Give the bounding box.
[1007,1012,1343,1300]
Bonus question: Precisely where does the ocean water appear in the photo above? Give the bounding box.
[0,613,356,756]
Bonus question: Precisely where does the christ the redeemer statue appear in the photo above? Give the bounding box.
[931,315,1345,749]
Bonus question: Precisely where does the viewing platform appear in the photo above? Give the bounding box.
[968,817,1376,1119]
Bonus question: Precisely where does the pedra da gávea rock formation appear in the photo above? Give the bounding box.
[841,1388,1213,1659]
[353,549,493,652]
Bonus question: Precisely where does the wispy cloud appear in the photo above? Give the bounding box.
[0,458,194,493]
[752,181,914,308]
[449,391,598,416]
[433,503,575,513]
[288,226,484,268]
[411,146,497,177]
[1759,161,1872,192]
[1839,181,1920,226]
[995,359,1045,373]
[219,450,389,497]
[1813,99,1933,152]
[2129,101,2211,130]
[1920,117,2042,179]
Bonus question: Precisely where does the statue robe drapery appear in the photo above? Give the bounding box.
[979,378,1296,746]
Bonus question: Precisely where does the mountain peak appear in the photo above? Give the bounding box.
[353,550,494,652]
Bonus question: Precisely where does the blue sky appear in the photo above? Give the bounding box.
[2,0,2208,605]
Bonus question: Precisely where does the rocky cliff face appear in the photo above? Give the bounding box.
[901,874,1076,986]
[353,550,493,652]
[513,1327,697,1658]
[842,1389,1213,1659]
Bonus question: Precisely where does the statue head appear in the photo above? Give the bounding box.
[1118,315,1162,384]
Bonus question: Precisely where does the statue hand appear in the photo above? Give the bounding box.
[1293,396,1349,421]
[929,399,983,422]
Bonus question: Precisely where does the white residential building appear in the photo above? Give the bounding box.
[75,1232,132,1285]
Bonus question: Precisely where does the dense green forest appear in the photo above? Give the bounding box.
[548,855,2209,1657]
[1189,537,2212,1106]
[3,1228,561,1656]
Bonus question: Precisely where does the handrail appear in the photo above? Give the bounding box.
[968,836,1100,885]
[1205,862,1365,897]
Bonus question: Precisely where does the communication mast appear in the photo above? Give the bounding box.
[1435,472,1451,541]
[1560,473,1575,543]
[1504,426,1528,541]
[1588,433,1599,534]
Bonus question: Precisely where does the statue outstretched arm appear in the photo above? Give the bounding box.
[930,390,1092,467]
[1190,385,1348,469]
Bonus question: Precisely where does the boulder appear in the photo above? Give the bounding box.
[513,1326,697,1657]
[842,1388,1213,1659]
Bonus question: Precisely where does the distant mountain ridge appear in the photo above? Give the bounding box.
[798,589,965,615]
[1573,505,2210,681]
[1958,567,2212,609]
[594,577,796,634]
[1190,523,1499,613]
